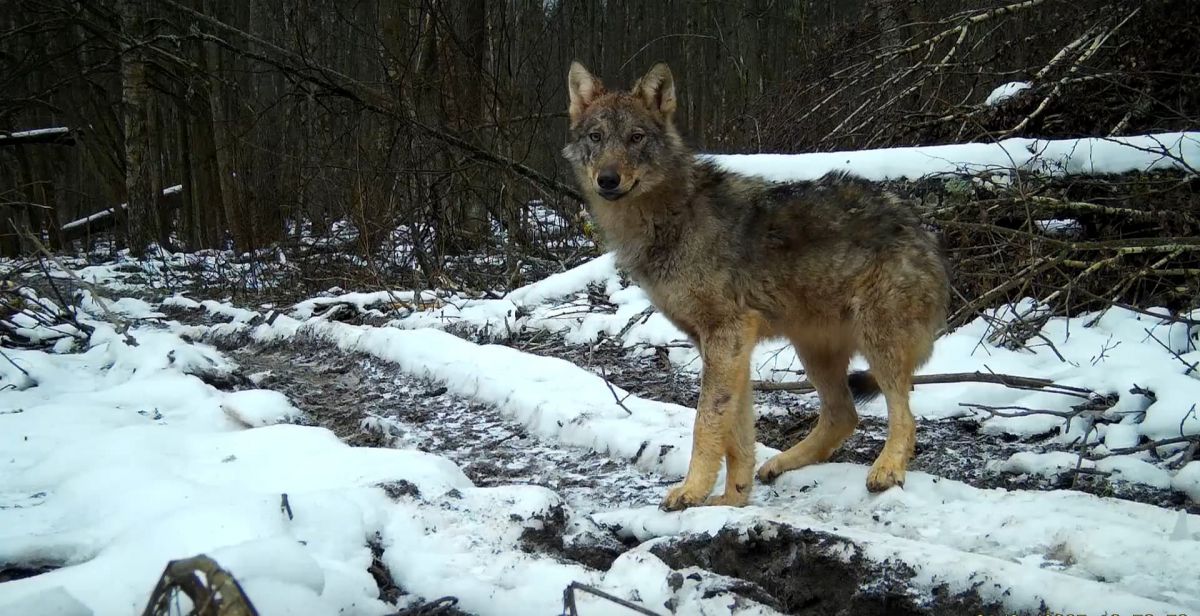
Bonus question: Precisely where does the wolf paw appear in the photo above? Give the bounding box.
[865,461,906,493]
[704,491,750,507]
[659,483,710,511]
[756,459,787,484]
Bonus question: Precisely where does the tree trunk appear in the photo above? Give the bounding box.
[203,1,248,253]
[118,0,155,255]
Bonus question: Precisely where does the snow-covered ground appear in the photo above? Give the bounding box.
[3,133,1199,615]
[3,252,1197,615]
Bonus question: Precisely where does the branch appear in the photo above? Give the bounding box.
[753,371,1093,396]
[562,582,660,616]
[0,127,75,147]
[883,0,1049,58]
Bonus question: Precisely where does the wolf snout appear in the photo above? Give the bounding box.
[597,170,621,191]
[596,170,637,201]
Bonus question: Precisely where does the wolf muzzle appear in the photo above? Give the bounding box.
[595,172,639,201]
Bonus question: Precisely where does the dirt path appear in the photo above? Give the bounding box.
[217,340,669,512]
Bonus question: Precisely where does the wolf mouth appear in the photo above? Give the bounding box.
[599,179,639,201]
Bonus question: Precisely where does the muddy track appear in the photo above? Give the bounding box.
[209,339,670,511]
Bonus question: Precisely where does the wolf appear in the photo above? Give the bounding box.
[562,62,950,511]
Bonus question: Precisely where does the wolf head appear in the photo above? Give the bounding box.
[562,62,689,203]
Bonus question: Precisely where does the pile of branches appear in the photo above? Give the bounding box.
[739,0,1200,152]
[896,170,1200,327]
[0,259,94,351]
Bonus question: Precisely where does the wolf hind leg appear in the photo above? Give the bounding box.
[858,317,935,492]
[757,336,858,483]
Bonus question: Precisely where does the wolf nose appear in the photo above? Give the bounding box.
[596,171,621,191]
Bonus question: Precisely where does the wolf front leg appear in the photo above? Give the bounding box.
[661,321,756,511]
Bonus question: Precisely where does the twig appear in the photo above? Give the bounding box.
[883,0,1049,58]
[562,581,662,616]
[959,402,1079,419]
[599,364,634,415]
[1104,435,1198,458]
[393,597,460,616]
[1142,328,1199,376]
[0,348,31,378]
[616,305,655,340]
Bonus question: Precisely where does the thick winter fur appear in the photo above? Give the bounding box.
[563,62,951,511]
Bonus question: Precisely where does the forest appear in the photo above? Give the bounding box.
[1,1,1199,615]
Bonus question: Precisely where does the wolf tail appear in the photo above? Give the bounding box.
[847,371,881,404]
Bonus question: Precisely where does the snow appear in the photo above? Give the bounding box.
[380,486,593,615]
[389,257,1200,457]
[192,313,700,476]
[985,81,1031,106]
[0,586,92,616]
[291,290,440,320]
[1035,218,1083,236]
[222,389,302,427]
[5,282,1198,615]
[172,288,1200,612]
[78,291,163,320]
[1175,462,1200,502]
[1095,456,1174,490]
[993,451,1091,478]
[0,322,461,614]
[5,127,70,138]
[706,131,1200,181]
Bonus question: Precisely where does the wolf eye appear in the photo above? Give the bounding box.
[588,132,602,143]
[630,132,645,144]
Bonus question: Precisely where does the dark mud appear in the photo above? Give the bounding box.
[650,522,1007,616]
[0,565,58,583]
[517,504,629,571]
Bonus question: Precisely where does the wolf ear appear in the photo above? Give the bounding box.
[568,62,604,124]
[634,63,676,117]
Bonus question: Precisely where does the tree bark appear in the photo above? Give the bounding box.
[118,0,156,255]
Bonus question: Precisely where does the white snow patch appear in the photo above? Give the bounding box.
[985,81,1031,105]
[1034,218,1083,236]
[291,290,440,320]
[221,389,302,427]
[994,451,1091,478]
[1174,462,1200,502]
[706,131,1200,181]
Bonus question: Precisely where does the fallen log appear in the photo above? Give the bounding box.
[0,127,75,147]
[60,184,182,242]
